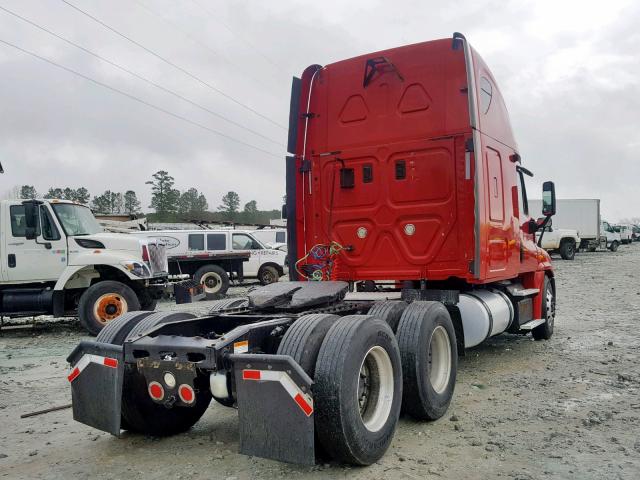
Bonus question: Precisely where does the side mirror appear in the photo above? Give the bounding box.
[542,181,556,216]
[281,204,287,219]
[23,201,39,239]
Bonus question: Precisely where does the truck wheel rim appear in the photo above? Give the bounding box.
[428,326,452,394]
[357,346,394,432]
[546,287,555,329]
[261,270,275,284]
[94,294,128,324]
[200,272,221,293]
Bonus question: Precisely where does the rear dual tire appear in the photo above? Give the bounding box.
[279,303,458,465]
[314,315,403,465]
[396,302,457,420]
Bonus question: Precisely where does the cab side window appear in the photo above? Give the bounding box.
[10,205,27,237]
[40,207,60,241]
[232,233,261,250]
[517,172,529,219]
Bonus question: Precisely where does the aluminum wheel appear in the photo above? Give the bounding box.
[93,293,128,325]
[545,285,555,328]
[428,326,452,394]
[357,346,394,432]
[200,271,222,294]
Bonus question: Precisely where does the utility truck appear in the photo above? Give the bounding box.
[528,216,580,260]
[0,199,168,334]
[68,33,557,466]
[133,229,288,296]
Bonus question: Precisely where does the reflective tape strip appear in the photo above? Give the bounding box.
[241,368,313,416]
[67,354,118,382]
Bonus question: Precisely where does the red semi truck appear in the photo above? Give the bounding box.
[67,33,557,465]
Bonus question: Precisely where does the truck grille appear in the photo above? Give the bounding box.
[148,242,168,275]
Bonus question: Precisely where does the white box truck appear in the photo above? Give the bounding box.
[529,199,620,252]
[0,199,169,334]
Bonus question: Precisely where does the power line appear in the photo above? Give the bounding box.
[0,37,281,158]
[132,0,280,92]
[0,4,282,146]
[190,0,285,73]
[59,0,286,130]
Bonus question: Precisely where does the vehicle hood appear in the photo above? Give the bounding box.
[69,232,145,257]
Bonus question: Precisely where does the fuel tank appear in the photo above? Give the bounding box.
[457,289,514,348]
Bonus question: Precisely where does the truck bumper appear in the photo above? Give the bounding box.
[67,341,124,436]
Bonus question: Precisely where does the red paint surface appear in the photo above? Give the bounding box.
[291,37,552,291]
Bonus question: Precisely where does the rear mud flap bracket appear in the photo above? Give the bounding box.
[67,341,124,436]
[231,353,315,465]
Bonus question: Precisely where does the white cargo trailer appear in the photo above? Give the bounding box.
[529,199,620,251]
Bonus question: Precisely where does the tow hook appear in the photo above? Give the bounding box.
[164,395,177,408]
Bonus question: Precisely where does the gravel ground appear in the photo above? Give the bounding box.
[1,248,639,479]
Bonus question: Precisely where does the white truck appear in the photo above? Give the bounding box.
[600,220,622,251]
[134,229,288,296]
[529,198,620,252]
[528,200,580,259]
[0,199,168,334]
[613,224,633,244]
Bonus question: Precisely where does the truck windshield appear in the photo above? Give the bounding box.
[52,204,103,236]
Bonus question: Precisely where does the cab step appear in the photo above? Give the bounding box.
[519,319,546,330]
[509,288,540,298]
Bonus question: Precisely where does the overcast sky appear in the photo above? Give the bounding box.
[0,0,638,221]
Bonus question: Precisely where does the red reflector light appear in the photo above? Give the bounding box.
[294,393,314,417]
[103,357,118,368]
[242,369,261,380]
[67,367,80,383]
[178,384,195,404]
[148,381,164,401]
[141,245,150,262]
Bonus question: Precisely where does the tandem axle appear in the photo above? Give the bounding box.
[68,279,554,465]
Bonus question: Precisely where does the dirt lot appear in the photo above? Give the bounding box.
[1,248,639,480]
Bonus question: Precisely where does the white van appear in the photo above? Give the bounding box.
[249,228,287,248]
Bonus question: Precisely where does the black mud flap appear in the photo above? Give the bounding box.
[67,341,124,436]
[231,354,315,465]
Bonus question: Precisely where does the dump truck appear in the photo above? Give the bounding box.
[67,33,557,466]
[0,199,168,334]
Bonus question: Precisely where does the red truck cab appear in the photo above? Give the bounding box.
[286,32,555,321]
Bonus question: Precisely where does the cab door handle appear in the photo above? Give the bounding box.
[8,254,16,268]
